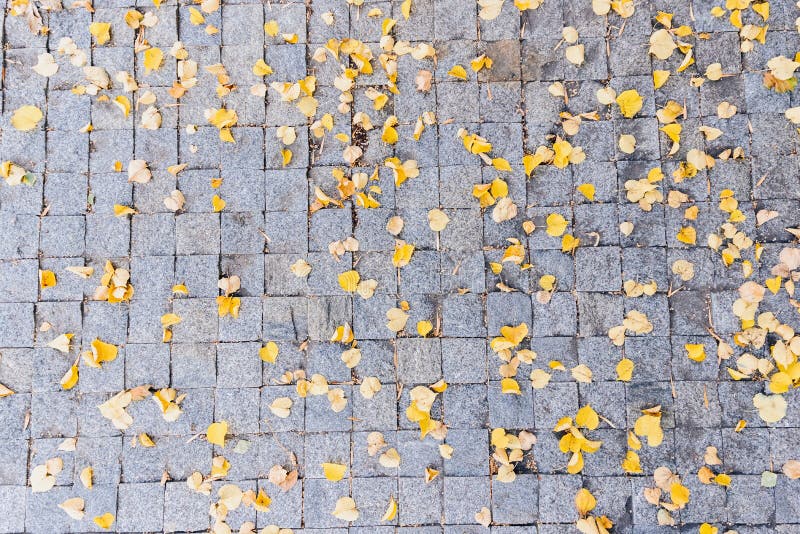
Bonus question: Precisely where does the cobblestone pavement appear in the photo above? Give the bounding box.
[3,0,800,532]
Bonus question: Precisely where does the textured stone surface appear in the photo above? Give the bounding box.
[1,0,800,532]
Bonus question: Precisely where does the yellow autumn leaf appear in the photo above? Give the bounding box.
[189,7,205,24]
[113,204,137,217]
[500,377,521,395]
[685,343,706,362]
[616,358,634,381]
[574,488,596,516]
[616,89,643,118]
[212,194,226,212]
[297,96,319,117]
[546,213,568,237]
[753,393,787,423]
[562,234,580,253]
[269,397,293,418]
[576,183,595,201]
[552,138,574,168]
[382,495,398,521]
[48,333,74,353]
[264,20,279,36]
[523,153,544,176]
[322,462,347,482]
[417,320,433,337]
[448,64,468,80]
[567,451,584,474]
[206,421,227,447]
[91,338,118,363]
[11,105,44,131]
[499,322,528,346]
[253,59,273,76]
[93,513,114,530]
[281,148,293,167]
[161,313,182,328]
[89,22,111,45]
[714,473,731,487]
[382,124,398,144]
[114,95,131,118]
[260,341,279,363]
[143,47,164,73]
[653,69,670,89]
[39,270,57,289]
[660,123,682,143]
[216,295,240,318]
[400,0,412,18]
[670,482,690,508]
[138,433,155,447]
[633,412,664,447]
[338,270,361,292]
[392,242,415,267]
[649,28,677,60]
[621,450,642,473]
[80,466,93,489]
[492,157,512,171]
[618,134,636,154]
[60,365,79,390]
[770,371,792,394]
[253,489,272,512]
[676,226,696,245]
[539,274,556,291]
[765,276,781,294]
[575,405,599,430]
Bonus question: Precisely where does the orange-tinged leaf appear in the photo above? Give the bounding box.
[39,270,57,289]
[93,513,114,530]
